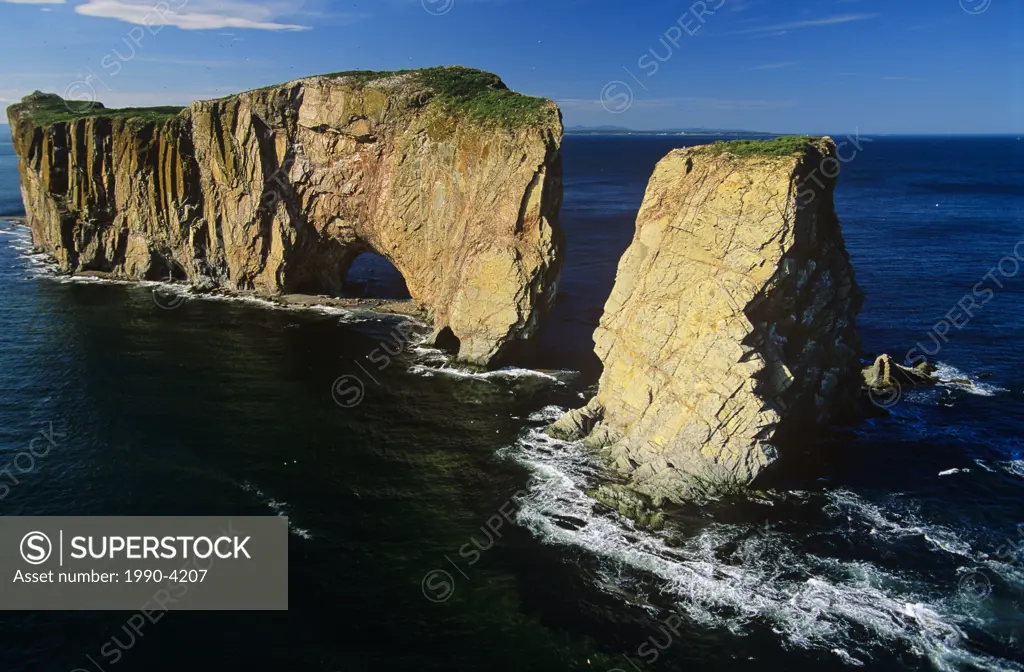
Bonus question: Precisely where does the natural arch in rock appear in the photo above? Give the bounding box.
[343,251,410,299]
[184,73,564,367]
[8,68,565,368]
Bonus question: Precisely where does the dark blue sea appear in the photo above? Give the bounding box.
[1,131,1023,672]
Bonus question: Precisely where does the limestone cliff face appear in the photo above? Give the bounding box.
[550,138,863,502]
[7,68,564,367]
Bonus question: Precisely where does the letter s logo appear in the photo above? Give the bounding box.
[20,531,52,565]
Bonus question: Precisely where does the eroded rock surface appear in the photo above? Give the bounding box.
[550,138,863,502]
[7,68,564,366]
[863,354,937,389]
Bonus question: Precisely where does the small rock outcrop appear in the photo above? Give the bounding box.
[7,68,565,367]
[550,137,864,502]
[863,354,937,390]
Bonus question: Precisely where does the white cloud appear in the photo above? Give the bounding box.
[731,13,879,35]
[1,1,66,4]
[728,0,762,12]
[74,0,312,31]
[751,61,798,70]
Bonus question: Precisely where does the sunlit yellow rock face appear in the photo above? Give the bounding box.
[550,138,863,502]
[7,68,565,367]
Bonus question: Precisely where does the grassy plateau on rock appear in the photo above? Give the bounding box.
[327,66,556,128]
[10,92,184,126]
[703,135,821,157]
[10,67,556,131]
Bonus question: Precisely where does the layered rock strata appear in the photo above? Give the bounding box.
[550,138,864,502]
[7,67,564,367]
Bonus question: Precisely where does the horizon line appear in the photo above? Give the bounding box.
[0,121,1020,136]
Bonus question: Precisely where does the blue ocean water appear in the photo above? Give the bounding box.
[0,131,22,217]
[1,131,1023,671]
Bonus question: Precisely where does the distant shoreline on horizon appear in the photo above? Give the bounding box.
[0,120,1020,137]
[564,127,1024,138]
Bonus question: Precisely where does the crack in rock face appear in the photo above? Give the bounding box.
[549,138,863,503]
[6,69,565,368]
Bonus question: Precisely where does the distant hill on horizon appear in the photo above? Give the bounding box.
[565,125,778,136]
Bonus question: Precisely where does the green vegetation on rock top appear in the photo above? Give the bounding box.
[325,66,557,129]
[10,66,557,130]
[9,92,184,126]
[703,135,822,157]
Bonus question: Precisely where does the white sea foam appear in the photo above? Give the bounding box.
[1,233,421,324]
[43,271,396,325]
[528,406,566,423]
[998,460,1024,478]
[3,228,39,262]
[824,489,978,558]
[932,362,1008,397]
[500,410,1023,671]
[938,468,969,477]
[238,481,314,540]
[973,459,998,473]
[407,363,565,383]
[182,287,381,323]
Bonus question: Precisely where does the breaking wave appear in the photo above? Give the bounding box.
[499,407,1023,671]
[932,362,1008,398]
[237,481,314,540]
[408,362,566,384]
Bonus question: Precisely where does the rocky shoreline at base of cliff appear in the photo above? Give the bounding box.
[549,136,865,507]
[7,74,963,510]
[3,214,433,324]
[6,67,564,369]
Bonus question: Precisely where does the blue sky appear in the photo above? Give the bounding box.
[0,0,1021,133]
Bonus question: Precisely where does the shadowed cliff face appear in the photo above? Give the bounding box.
[550,138,863,503]
[6,69,565,367]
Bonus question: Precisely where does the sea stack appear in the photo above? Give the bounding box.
[550,137,863,503]
[6,67,565,367]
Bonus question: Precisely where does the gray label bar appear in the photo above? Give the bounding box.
[0,517,288,610]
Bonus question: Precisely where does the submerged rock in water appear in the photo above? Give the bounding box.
[588,483,665,530]
[552,137,864,503]
[6,69,565,367]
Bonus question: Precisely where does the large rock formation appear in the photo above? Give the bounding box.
[550,137,863,502]
[7,67,564,367]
